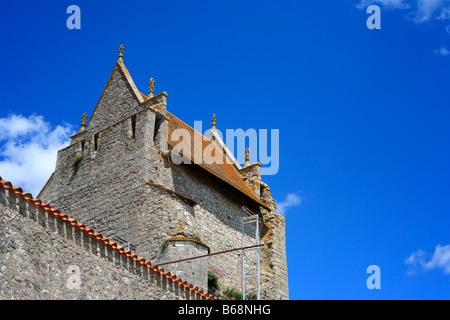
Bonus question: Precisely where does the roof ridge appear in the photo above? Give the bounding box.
[165,111,245,178]
[165,110,215,143]
[0,175,216,300]
[166,112,271,210]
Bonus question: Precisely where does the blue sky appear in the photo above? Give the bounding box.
[1,0,450,299]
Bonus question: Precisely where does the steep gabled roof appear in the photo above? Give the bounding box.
[82,60,144,134]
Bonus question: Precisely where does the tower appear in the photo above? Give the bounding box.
[38,46,288,299]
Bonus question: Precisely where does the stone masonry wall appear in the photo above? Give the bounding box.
[39,107,261,294]
[156,239,209,291]
[163,161,263,291]
[37,61,289,299]
[85,61,143,135]
[0,183,209,300]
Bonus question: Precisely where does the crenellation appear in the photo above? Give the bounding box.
[56,216,65,238]
[74,227,82,247]
[37,207,47,230]
[47,210,56,232]
[66,221,73,242]
[6,188,14,211]
[83,231,91,252]
[113,250,121,268]
[18,194,27,217]
[0,186,5,207]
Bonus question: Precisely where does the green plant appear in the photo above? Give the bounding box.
[221,287,257,300]
[192,234,201,242]
[160,240,169,250]
[221,287,242,300]
[246,292,257,300]
[208,270,219,289]
[71,152,83,171]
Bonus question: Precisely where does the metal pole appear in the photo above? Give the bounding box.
[242,218,245,300]
[241,211,261,300]
[256,216,260,300]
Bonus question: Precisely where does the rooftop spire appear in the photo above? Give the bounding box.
[79,113,87,132]
[118,44,124,60]
[212,114,217,129]
[149,78,155,98]
[245,147,250,166]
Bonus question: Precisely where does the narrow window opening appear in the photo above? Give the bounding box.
[131,115,136,139]
[94,133,99,152]
[153,118,163,142]
[81,140,85,154]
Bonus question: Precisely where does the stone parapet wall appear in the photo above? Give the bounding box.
[0,180,213,300]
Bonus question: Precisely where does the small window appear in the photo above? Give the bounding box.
[94,133,99,151]
[81,140,85,153]
[153,118,163,142]
[131,115,136,139]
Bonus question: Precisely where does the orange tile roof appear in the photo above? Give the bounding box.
[166,111,270,211]
[0,176,216,300]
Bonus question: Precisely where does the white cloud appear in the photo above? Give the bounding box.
[405,244,450,275]
[356,0,411,10]
[425,244,450,273]
[437,4,450,18]
[434,47,450,55]
[0,114,74,196]
[357,0,450,23]
[277,193,303,216]
[412,0,445,23]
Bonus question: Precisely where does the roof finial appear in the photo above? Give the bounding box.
[212,114,217,129]
[79,113,87,132]
[245,147,250,166]
[149,78,155,98]
[118,45,124,60]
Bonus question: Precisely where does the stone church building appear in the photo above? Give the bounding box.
[0,47,288,300]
